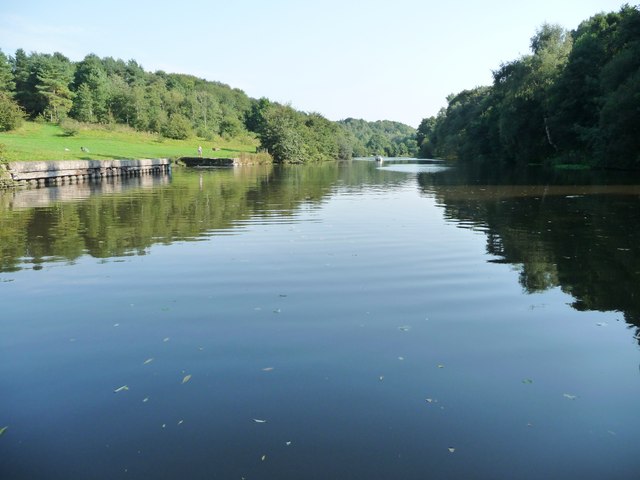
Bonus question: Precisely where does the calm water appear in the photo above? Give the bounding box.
[1,160,640,479]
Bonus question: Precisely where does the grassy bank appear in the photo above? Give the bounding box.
[0,122,261,163]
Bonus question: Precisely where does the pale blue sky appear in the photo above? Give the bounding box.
[0,0,627,127]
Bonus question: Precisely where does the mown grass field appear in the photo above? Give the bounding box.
[0,122,259,162]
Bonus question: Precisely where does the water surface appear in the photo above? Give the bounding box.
[1,160,639,479]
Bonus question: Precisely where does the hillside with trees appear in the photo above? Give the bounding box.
[3,51,255,140]
[0,49,381,163]
[338,118,418,157]
[417,5,640,169]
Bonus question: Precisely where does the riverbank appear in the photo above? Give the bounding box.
[0,121,260,163]
[3,158,171,188]
[0,122,274,187]
[0,155,274,188]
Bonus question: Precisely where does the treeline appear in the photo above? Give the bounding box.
[247,99,353,163]
[0,50,253,140]
[0,48,418,163]
[417,5,640,169]
[338,118,418,157]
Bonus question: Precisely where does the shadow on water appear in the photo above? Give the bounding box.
[418,161,640,334]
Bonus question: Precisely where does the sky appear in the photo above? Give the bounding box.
[0,0,628,127]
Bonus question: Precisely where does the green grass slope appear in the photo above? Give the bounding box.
[0,122,259,162]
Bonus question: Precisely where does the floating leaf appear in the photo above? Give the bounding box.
[143,358,154,365]
[437,364,445,369]
[596,322,608,327]
[114,385,129,393]
[182,374,192,384]
[0,426,7,436]
[398,326,411,332]
[253,419,267,423]
[563,393,577,400]
[522,379,533,384]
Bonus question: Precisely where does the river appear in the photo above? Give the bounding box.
[1,159,639,479]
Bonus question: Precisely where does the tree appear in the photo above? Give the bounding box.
[431,88,493,160]
[144,77,168,132]
[366,132,390,155]
[425,22,574,165]
[0,92,25,131]
[416,116,437,158]
[596,6,640,167]
[219,114,244,138]
[259,104,307,163]
[599,69,640,167]
[0,49,14,94]
[492,24,572,164]
[71,83,94,122]
[105,75,133,125]
[245,97,271,135]
[72,54,110,122]
[161,113,192,139]
[12,49,40,116]
[35,53,74,122]
[302,113,342,162]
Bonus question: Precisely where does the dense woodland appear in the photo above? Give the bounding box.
[417,5,640,169]
[0,49,415,163]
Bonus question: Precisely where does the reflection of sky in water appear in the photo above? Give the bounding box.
[378,164,450,174]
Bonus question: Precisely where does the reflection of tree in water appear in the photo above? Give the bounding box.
[418,164,640,334]
[0,160,411,274]
[0,164,344,273]
[4,159,639,338]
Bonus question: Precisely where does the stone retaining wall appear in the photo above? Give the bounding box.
[179,157,238,167]
[3,159,171,188]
